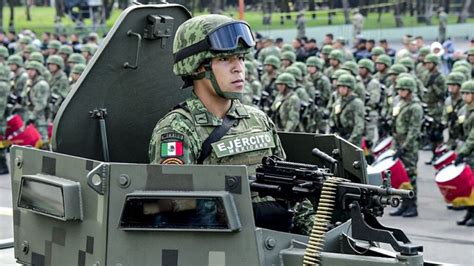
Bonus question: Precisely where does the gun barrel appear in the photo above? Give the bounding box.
[343,183,414,199]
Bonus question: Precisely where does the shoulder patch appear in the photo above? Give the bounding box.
[161,132,184,141]
[161,157,185,165]
[160,141,183,157]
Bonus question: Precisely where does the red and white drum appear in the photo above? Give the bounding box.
[435,163,474,203]
[9,125,42,148]
[434,143,448,157]
[370,156,410,189]
[372,136,393,158]
[374,149,395,164]
[5,114,24,139]
[433,151,457,171]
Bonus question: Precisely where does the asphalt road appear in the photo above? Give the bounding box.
[0,150,473,265]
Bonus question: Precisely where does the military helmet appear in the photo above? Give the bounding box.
[263,55,280,69]
[468,48,474,56]
[25,60,44,74]
[395,76,416,92]
[244,61,257,76]
[0,46,8,58]
[452,60,472,71]
[328,49,344,62]
[29,52,45,63]
[358,58,374,73]
[7,54,24,67]
[342,61,359,76]
[418,47,431,57]
[172,14,254,77]
[424,53,440,65]
[67,53,86,65]
[275,72,296,88]
[321,45,333,55]
[281,44,293,53]
[399,57,415,71]
[47,54,64,69]
[461,80,474,93]
[452,65,471,81]
[281,51,296,63]
[285,66,303,81]
[396,73,413,81]
[293,61,308,76]
[81,43,99,55]
[306,56,323,70]
[371,46,385,56]
[446,72,466,86]
[72,63,86,74]
[48,40,61,50]
[375,54,392,67]
[336,74,356,90]
[24,44,38,53]
[59,45,73,55]
[331,69,349,80]
[388,64,408,75]
[19,36,32,45]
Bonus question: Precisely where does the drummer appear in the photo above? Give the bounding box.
[442,72,466,151]
[389,76,423,218]
[454,80,474,226]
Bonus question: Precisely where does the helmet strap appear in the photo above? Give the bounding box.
[204,62,242,100]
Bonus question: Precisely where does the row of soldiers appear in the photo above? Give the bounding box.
[241,40,474,220]
[0,38,95,173]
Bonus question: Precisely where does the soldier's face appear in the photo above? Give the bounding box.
[24,52,31,61]
[424,62,434,71]
[48,63,59,73]
[337,85,349,96]
[468,55,474,64]
[390,74,398,82]
[276,83,287,93]
[462,92,473,104]
[397,89,409,98]
[210,54,245,93]
[8,64,17,72]
[282,59,291,67]
[330,59,339,67]
[359,67,368,77]
[307,66,317,74]
[448,84,460,94]
[48,48,57,55]
[71,72,80,81]
[27,69,37,79]
[264,64,274,73]
[375,63,385,72]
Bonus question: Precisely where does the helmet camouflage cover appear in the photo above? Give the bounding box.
[172,14,253,76]
[461,80,474,93]
[424,53,441,65]
[72,63,86,74]
[59,45,73,55]
[29,52,45,63]
[275,72,296,88]
[281,51,296,63]
[358,58,374,73]
[48,40,61,50]
[47,54,65,69]
[371,46,385,56]
[25,60,44,75]
[376,54,392,67]
[446,72,466,86]
[68,53,86,65]
[306,56,323,70]
[0,46,8,58]
[388,63,408,75]
[7,55,24,67]
[331,69,349,80]
[342,61,359,76]
[285,66,303,81]
[452,65,471,80]
[263,55,280,69]
[321,45,333,55]
[336,74,355,89]
[452,60,472,71]
[399,57,415,71]
[328,49,344,62]
[293,61,308,76]
[395,76,416,92]
[281,43,293,53]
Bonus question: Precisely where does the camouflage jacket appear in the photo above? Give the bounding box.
[247,77,262,101]
[309,71,331,105]
[24,75,50,114]
[442,94,464,140]
[12,68,28,96]
[50,70,71,100]
[392,97,423,152]
[373,70,391,88]
[260,71,278,93]
[271,90,301,132]
[422,69,446,109]
[257,46,281,63]
[323,65,340,79]
[330,94,365,146]
[149,92,286,173]
[361,75,381,110]
[458,104,474,167]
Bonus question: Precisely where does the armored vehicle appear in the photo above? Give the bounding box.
[8,2,443,265]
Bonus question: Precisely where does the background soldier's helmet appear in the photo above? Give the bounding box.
[328,50,344,62]
[452,60,472,71]
[47,55,65,69]
[19,36,32,45]
[388,64,408,75]
[0,46,9,59]
[293,61,308,76]
[321,45,333,55]
[24,44,38,53]
[424,53,441,65]
[342,61,359,76]
[275,72,296,89]
[172,14,253,76]
[48,40,61,50]
[7,55,24,67]
[399,57,415,71]
[72,63,86,75]
[371,46,385,56]
[29,52,45,63]
[285,66,303,82]
[452,65,471,81]
[25,60,44,75]
[418,47,431,57]
[336,74,355,89]
[81,44,98,56]
[395,76,416,92]
[375,54,392,67]
[331,69,349,81]
[281,43,293,53]
[67,53,87,65]
[358,58,374,73]
[244,61,257,77]
[468,48,474,56]
[281,51,296,63]
[446,72,466,86]
[59,45,73,55]
[306,56,323,70]
[460,80,474,93]
[263,55,281,69]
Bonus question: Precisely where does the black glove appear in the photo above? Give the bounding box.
[454,155,464,166]
[393,149,404,159]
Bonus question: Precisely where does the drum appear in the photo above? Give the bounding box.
[434,143,448,157]
[5,114,24,139]
[433,151,457,171]
[48,122,54,139]
[9,125,42,148]
[374,149,395,164]
[370,156,410,189]
[372,136,393,158]
[435,163,474,203]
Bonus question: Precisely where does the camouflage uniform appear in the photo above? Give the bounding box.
[7,55,28,96]
[23,61,51,142]
[359,59,381,143]
[324,50,344,79]
[330,74,365,146]
[258,45,281,64]
[390,76,423,217]
[260,55,280,114]
[0,64,10,173]
[271,73,301,132]
[442,72,466,149]
[306,56,331,133]
[47,55,71,118]
[373,54,392,88]
[457,81,474,168]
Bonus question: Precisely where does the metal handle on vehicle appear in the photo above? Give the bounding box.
[123,30,142,70]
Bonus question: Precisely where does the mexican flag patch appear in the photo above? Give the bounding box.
[161,141,183,157]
